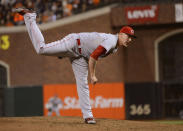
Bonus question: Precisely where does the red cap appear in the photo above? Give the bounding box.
[120,26,136,38]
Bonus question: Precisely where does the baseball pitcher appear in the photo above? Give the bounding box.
[14,8,136,124]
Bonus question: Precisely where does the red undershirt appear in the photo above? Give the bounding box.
[90,45,106,60]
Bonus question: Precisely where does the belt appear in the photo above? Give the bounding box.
[77,39,81,54]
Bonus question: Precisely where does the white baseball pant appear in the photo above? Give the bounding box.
[24,13,93,119]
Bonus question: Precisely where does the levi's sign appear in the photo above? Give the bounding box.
[125,5,159,24]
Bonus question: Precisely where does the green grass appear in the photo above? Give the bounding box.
[155,120,183,125]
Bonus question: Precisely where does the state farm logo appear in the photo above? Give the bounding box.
[61,96,124,109]
[125,5,159,24]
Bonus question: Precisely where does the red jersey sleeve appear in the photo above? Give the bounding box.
[90,45,107,60]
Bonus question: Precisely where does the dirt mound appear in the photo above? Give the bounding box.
[0,116,183,131]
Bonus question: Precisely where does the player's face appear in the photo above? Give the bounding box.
[118,33,132,47]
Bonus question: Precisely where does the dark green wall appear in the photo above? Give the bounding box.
[125,82,162,119]
[4,86,43,116]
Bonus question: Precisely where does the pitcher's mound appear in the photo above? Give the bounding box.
[0,116,183,131]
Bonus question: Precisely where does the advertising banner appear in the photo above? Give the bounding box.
[43,83,125,119]
[125,5,159,24]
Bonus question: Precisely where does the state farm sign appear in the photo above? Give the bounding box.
[53,96,124,109]
[43,83,125,119]
[125,5,159,24]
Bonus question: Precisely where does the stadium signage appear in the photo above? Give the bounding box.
[43,83,125,119]
[125,5,159,24]
[62,96,123,109]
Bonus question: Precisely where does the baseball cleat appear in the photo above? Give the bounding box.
[85,118,96,124]
[12,8,34,15]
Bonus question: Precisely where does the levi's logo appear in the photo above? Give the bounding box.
[125,5,159,24]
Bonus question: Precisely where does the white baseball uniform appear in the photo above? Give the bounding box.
[24,13,118,119]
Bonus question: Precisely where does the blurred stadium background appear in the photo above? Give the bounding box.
[0,0,183,121]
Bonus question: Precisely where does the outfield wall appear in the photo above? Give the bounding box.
[0,82,166,120]
[4,86,43,117]
[2,82,183,119]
